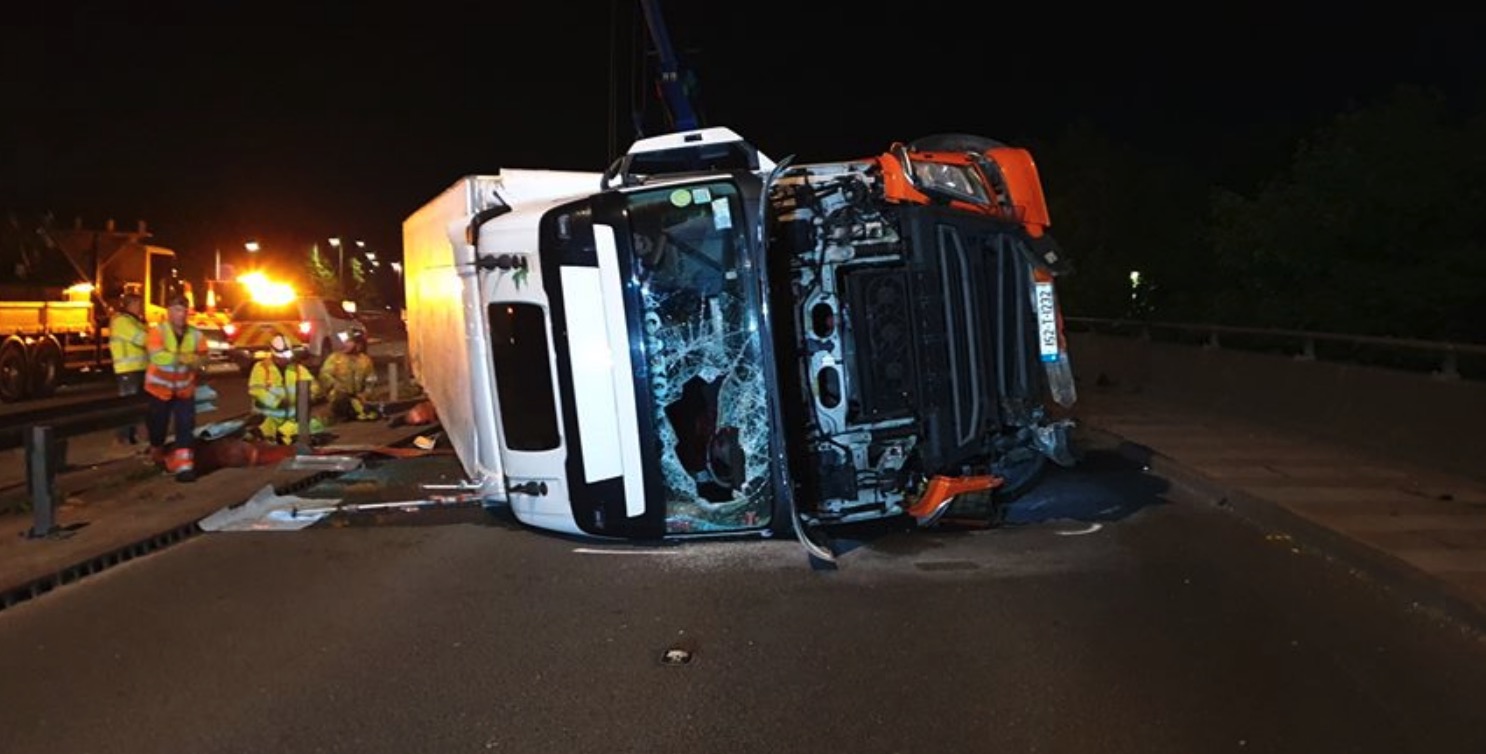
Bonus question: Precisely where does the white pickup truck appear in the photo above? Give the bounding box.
[222,296,361,375]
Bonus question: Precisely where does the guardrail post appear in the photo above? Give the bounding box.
[25,425,61,539]
[1436,349,1460,381]
[388,361,399,402]
[1296,337,1316,362]
[1204,329,1220,350]
[295,380,312,455]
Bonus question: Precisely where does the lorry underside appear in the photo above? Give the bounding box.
[768,157,1076,528]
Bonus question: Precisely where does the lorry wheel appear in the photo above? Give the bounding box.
[0,338,30,403]
[27,340,63,398]
[908,133,1007,153]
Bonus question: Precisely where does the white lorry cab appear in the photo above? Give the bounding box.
[402,127,1077,557]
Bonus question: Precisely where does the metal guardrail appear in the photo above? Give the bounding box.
[1064,317,1486,379]
[2,393,153,540]
[7,359,413,540]
[0,394,149,453]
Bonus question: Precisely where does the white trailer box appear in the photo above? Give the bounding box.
[401,171,602,503]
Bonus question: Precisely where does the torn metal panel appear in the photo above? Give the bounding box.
[198,485,337,532]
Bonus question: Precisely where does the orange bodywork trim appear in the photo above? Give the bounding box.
[875,144,1053,239]
[877,150,993,216]
[878,151,923,204]
[906,474,1005,524]
[987,147,1051,235]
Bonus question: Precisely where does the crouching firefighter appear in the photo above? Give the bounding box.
[249,335,323,445]
[145,294,209,482]
[318,326,381,422]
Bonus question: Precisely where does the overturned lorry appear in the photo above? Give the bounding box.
[402,128,1076,556]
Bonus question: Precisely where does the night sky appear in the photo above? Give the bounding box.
[3,4,1483,285]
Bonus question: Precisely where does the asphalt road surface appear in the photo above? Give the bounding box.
[2,449,1484,754]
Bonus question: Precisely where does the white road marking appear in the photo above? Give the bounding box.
[573,547,681,556]
[1055,523,1104,536]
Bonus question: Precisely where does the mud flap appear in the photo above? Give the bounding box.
[791,507,837,566]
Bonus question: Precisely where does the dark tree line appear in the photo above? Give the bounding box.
[1034,85,1486,343]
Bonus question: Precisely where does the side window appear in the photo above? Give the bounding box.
[488,302,560,451]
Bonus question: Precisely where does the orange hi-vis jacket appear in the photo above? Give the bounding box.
[144,323,207,400]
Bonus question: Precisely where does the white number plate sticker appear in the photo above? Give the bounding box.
[1034,281,1059,362]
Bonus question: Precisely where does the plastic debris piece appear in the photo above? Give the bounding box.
[195,419,245,442]
[194,384,220,414]
[199,484,336,531]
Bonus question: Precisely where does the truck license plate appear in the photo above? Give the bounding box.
[1034,281,1058,362]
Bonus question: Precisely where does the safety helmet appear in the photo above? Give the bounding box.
[166,292,190,309]
[342,326,368,349]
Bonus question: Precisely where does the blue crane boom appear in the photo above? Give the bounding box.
[637,0,699,132]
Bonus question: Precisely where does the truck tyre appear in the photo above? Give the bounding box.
[27,339,64,398]
[0,338,30,403]
[908,133,1007,154]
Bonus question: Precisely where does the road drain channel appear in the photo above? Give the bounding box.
[1,521,199,613]
[0,441,432,615]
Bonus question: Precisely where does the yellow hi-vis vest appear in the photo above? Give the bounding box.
[109,312,149,374]
[249,356,319,420]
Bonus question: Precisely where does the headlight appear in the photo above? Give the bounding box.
[910,161,987,203]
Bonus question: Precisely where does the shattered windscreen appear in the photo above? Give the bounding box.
[627,182,773,534]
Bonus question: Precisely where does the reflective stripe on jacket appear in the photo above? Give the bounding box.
[249,357,319,419]
[144,324,207,400]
